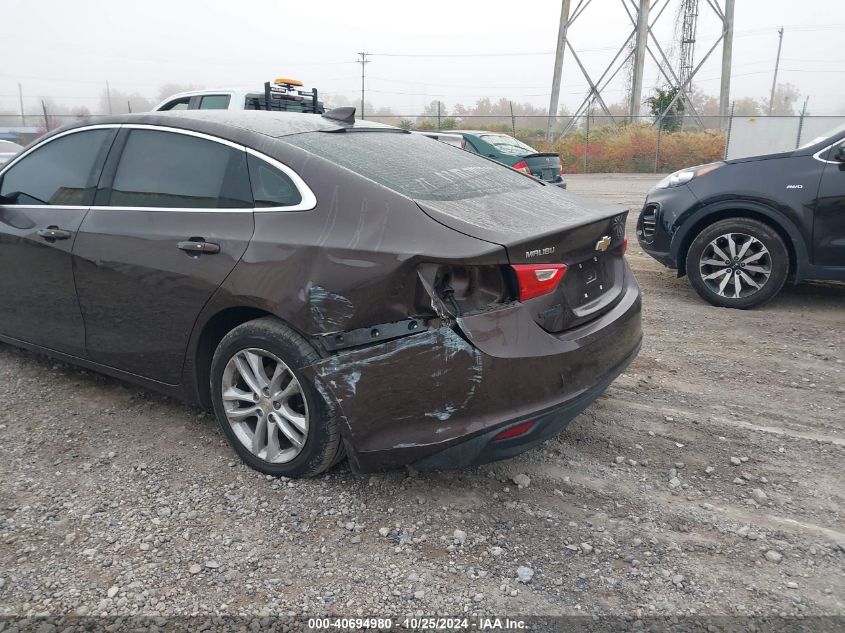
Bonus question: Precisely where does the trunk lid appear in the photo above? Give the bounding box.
[521,152,563,183]
[416,187,628,332]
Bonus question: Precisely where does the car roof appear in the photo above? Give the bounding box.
[44,110,398,144]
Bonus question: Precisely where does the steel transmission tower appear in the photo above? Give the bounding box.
[546,0,735,138]
[678,0,699,87]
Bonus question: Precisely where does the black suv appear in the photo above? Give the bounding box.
[637,124,845,308]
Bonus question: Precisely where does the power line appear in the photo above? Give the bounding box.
[367,88,552,98]
[366,76,549,89]
[368,45,620,58]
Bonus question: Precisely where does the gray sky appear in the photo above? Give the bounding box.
[2,0,844,117]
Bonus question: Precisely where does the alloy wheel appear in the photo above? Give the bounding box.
[221,348,309,464]
[698,232,772,299]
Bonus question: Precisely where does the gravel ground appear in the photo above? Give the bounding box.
[0,173,843,624]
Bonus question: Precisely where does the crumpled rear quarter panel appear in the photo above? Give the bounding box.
[302,271,642,472]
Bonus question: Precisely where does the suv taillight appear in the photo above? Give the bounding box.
[513,159,531,175]
[511,264,567,301]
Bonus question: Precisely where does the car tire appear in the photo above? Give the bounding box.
[686,218,789,309]
[210,317,345,477]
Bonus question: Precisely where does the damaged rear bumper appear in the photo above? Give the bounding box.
[411,339,640,470]
[302,268,642,473]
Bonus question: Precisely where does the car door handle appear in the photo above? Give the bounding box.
[37,227,72,241]
[177,240,220,254]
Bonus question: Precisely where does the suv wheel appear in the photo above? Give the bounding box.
[210,317,344,477]
[686,218,788,309]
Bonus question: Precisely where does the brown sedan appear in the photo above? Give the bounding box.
[0,109,642,477]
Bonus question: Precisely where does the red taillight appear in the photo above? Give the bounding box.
[622,234,628,256]
[511,263,567,301]
[513,159,531,175]
[494,420,535,441]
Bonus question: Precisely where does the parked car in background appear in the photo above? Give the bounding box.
[637,123,845,308]
[154,77,324,113]
[447,130,567,188]
[0,108,639,478]
[413,131,463,147]
[0,140,23,167]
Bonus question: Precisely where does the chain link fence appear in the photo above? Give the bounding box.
[2,110,843,174]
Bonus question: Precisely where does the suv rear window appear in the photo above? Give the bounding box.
[285,131,537,201]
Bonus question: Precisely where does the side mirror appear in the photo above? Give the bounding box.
[0,191,20,205]
[835,145,845,163]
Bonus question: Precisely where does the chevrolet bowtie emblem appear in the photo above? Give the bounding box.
[595,236,612,252]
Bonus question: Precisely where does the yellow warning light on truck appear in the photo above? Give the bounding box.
[274,78,303,87]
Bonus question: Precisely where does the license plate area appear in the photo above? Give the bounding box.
[541,167,557,181]
[571,256,609,306]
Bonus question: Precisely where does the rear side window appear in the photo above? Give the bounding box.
[247,154,302,207]
[109,130,251,208]
[199,94,230,110]
[285,131,536,201]
[0,129,111,206]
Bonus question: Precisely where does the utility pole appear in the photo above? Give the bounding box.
[719,0,735,123]
[18,83,25,125]
[629,0,650,121]
[509,101,516,136]
[357,52,369,120]
[795,96,810,147]
[546,0,571,141]
[106,80,113,115]
[768,27,784,115]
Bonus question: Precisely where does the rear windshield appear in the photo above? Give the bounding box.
[284,131,538,201]
[478,133,536,156]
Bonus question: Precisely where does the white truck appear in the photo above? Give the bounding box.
[153,78,324,114]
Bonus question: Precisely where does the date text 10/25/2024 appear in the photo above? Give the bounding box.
[307,617,527,630]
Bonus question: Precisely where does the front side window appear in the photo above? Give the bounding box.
[109,130,251,208]
[0,129,111,205]
[247,154,302,207]
[159,97,191,111]
[199,95,231,110]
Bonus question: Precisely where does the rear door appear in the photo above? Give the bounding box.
[0,127,115,355]
[196,94,232,110]
[813,139,845,267]
[73,126,255,383]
